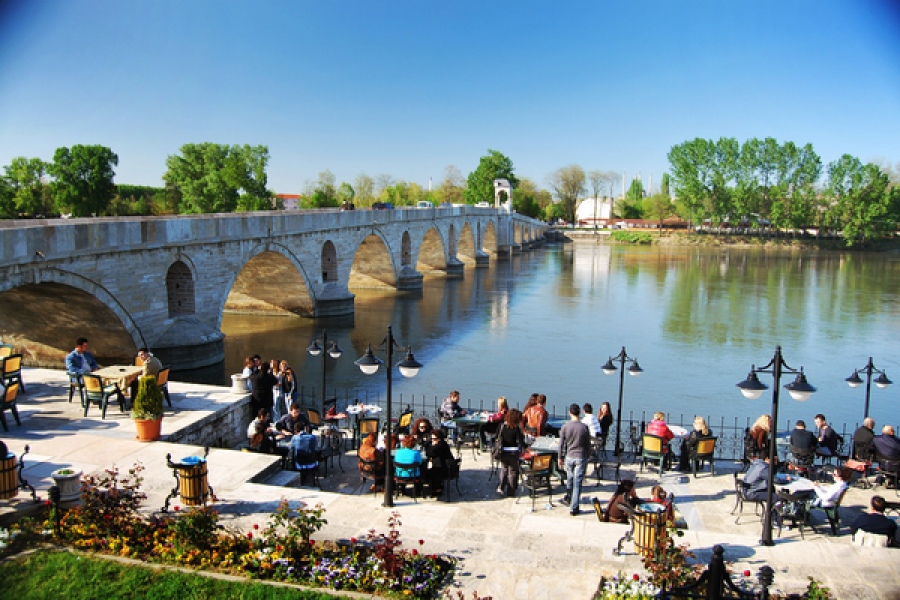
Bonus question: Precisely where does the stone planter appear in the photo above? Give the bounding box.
[231,374,250,394]
[50,468,83,502]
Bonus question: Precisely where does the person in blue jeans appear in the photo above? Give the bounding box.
[558,403,592,516]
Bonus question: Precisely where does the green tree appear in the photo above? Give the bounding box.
[464,150,518,205]
[0,177,14,218]
[546,164,585,223]
[353,173,375,206]
[49,145,118,217]
[165,143,273,214]
[437,165,465,205]
[826,155,896,245]
[4,156,50,217]
[660,172,671,198]
[647,193,675,231]
[337,182,355,205]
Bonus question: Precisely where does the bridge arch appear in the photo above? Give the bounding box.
[349,232,396,288]
[457,222,477,264]
[223,244,316,318]
[416,226,447,276]
[0,268,145,364]
[483,221,498,255]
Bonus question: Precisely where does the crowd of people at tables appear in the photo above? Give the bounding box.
[739,411,900,545]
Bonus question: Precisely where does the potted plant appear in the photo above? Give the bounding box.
[132,375,164,441]
[50,467,83,502]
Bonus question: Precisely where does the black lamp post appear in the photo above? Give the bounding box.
[601,347,643,460]
[736,346,816,547]
[307,330,343,418]
[355,325,422,507]
[845,357,892,420]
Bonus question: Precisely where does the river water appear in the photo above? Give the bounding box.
[208,242,900,431]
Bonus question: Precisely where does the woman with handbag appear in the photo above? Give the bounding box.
[496,408,525,497]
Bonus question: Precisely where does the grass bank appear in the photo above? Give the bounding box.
[0,550,344,600]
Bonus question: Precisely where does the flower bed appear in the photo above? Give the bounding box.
[3,463,454,599]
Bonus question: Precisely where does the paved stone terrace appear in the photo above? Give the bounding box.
[2,368,899,599]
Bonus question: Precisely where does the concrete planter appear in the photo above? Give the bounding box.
[50,468,83,502]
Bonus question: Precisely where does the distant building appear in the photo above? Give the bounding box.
[276,194,303,210]
[575,198,612,225]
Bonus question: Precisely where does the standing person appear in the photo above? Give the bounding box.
[280,360,297,408]
[250,361,276,417]
[270,360,284,423]
[581,403,601,437]
[241,357,255,391]
[559,403,592,516]
[65,338,100,375]
[497,408,526,497]
[814,414,839,458]
[523,394,548,437]
[439,390,465,442]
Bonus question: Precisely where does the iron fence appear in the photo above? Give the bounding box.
[294,386,876,462]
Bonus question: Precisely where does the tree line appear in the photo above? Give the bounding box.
[3,141,897,247]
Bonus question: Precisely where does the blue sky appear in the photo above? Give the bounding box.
[1,0,898,195]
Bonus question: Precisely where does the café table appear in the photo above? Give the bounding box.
[451,415,488,459]
[94,365,144,404]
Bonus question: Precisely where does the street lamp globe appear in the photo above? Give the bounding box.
[737,370,767,400]
[355,346,382,376]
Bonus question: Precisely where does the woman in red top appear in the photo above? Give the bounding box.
[647,411,675,445]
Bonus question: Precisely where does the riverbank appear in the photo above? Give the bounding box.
[560,229,900,251]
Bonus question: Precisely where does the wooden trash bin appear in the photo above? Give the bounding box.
[176,456,209,506]
[0,453,18,500]
[631,503,667,558]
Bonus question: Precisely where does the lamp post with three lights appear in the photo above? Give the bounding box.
[355,325,423,507]
[736,346,816,547]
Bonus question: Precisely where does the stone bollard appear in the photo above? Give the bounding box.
[231,374,249,394]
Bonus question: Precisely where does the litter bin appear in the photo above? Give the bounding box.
[0,452,17,500]
[631,502,667,558]
[176,456,209,506]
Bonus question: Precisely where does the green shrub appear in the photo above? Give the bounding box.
[611,230,653,244]
[131,375,163,420]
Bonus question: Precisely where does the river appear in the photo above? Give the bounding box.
[200,242,900,431]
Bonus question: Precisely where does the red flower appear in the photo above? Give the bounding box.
[253,524,259,530]
[419,539,425,545]
[247,532,253,539]
[744,570,751,577]
[173,506,180,511]
[633,574,640,581]
[350,537,357,544]
[45,500,51,505]
[412,549,419,556]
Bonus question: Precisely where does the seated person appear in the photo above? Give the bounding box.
[358,433,385,492]
[130,347,163,398]
[425,429,455,497]
[809,466,850,508]
[604,479,639,523]
[790,420,818,453]
[394,435,423,495]
[411,418,434,450]
[581,403,601,438]
[480,397,508,446]
[851,495,898,546]
[247,407,272,439]
[814,414,839,457]
[65,337,100,375]
[679,416,714,471]
[853,418,876,460]
[647,411,675,467]
[290,424,318,470]
[650,484,675,523]
[275,402,311,438]
[249,420,277,454]
[871,425,900,463]
[742,456,771,502]
[439,391,465,441]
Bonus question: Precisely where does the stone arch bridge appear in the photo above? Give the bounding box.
[0,207,546,369]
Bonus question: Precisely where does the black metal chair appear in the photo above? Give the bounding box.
[357,451,383,496]
[516,453,554,511]
[772,489,813,539]
[439,456,462,501]
[82,373,125,419]
[731,472,766,524]
[394,459,423,502]
[787,447,817,480]
[0,382,21,432]
[874,454,900,496]
[691,437,718,478]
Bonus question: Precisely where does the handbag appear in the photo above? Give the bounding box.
[491,425,505,460]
